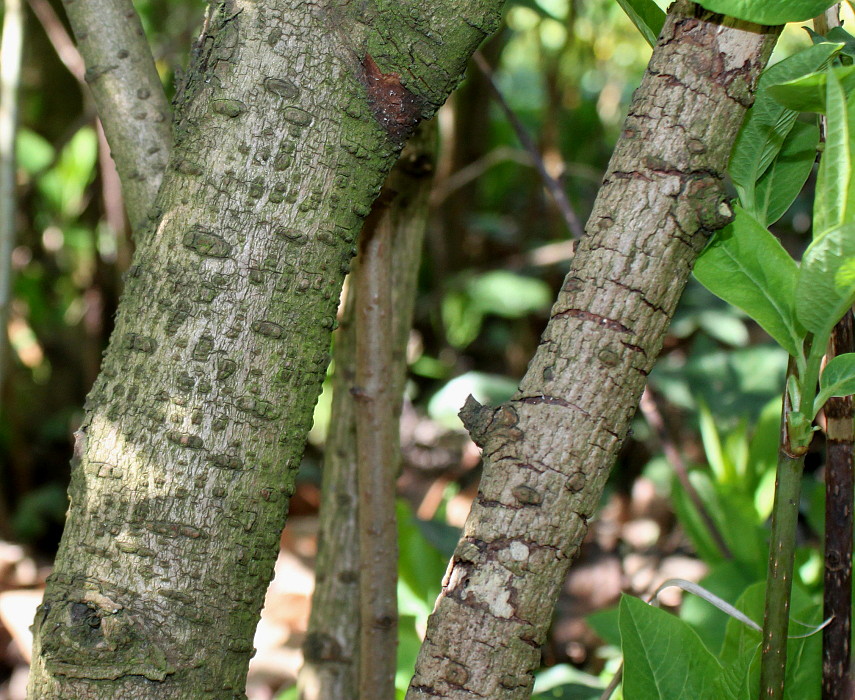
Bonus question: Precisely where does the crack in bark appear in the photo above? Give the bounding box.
[550,309,632,333]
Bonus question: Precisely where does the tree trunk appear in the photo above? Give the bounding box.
[27,1,501,697]
[298,123,435,700]
[407,3,779,698]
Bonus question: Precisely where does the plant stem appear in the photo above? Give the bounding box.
[760,360,808,700]
[355,191,400,700]
[822,311,854,700]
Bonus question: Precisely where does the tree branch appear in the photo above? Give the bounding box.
[473,51,585,239]
[408,3,779,697]
[59,0,171,232]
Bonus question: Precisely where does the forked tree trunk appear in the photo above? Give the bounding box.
[407,3,779,698]
[27,1,501,697]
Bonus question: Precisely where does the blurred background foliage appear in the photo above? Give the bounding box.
[0,0,847,697]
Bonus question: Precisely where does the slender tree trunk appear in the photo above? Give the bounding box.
[298,124,436,700]
[407,3,779,698]
[27,1,501,697]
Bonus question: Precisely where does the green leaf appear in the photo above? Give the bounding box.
[615,0,665,48]
[16,128,54,174]
[693,206,803,356]
[813,352,855,414]
[767,64,855,113]
[619,595,724,699]
[694,0,838,24]
[729,42,841,216]
[754,120,819,225]
[718,582,823,700]
[795,223,855,335]
[813,69,855,236]
[823,26,855,63]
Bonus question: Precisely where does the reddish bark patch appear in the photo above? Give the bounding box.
[360,53,426,143]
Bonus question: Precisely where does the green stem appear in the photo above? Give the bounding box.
[759,362,808,700]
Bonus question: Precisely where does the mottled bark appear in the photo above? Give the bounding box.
[60,0,172,232]
[27,1,499,698]
[822,312,854,700]
[298,125,436,700]
[407,3,779,698]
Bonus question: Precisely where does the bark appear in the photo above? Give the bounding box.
[60,0,172,232]
[407,3,779,698]
[356,182,399,699]
[298,124,436,700]
[822,312,854,700]
[27,1,500,698]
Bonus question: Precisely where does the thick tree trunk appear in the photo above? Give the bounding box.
[407,3,779,698]
[27,1,501,698]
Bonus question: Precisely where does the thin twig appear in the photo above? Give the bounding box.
[26,0,85,83]
[473,51,585,239]
[639,387,733,560]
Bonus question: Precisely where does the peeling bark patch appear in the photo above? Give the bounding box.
[166,431,204,449]
[360,54,426,143]
[182,227,232,258]
[552,308,632,333]
[38,598,173,682]
[207,453,244,470]
[123,333,156,353]
[212,99,247,118]
[282,107,313,127]
[250,320,284,338]
[263,76,299,100]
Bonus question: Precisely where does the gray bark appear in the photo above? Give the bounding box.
[27,1,501,698]
[407,3,779,698]
[60,0,172,232]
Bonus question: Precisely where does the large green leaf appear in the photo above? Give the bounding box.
[813,69,855,236]
[615,0,665,48]
[718,582,822,700]
[694,206,803,356]
[695,0,838,24]
[619,595,724,699]
[768,64,855,114]
[729,42,841,216]
[754,120,819,225]
[796,223,855,335]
